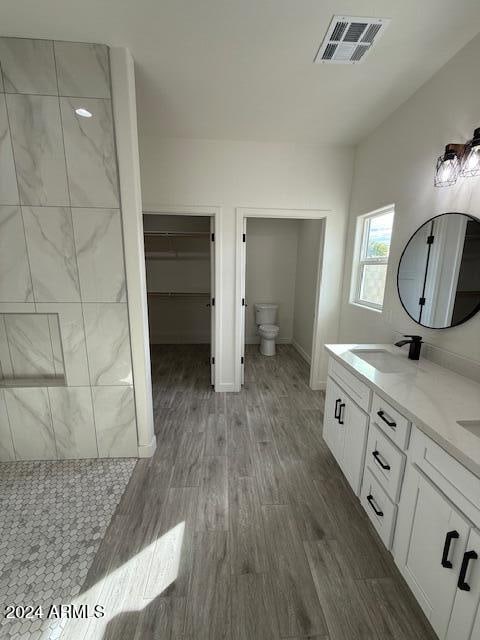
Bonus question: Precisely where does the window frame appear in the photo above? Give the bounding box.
[351,205,395,311]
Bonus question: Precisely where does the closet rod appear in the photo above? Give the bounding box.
[144,231,210,238]
[147,291,210,297]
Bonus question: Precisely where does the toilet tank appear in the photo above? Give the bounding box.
[255,303,278,325]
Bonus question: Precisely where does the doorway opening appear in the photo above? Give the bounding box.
[237,214,325,389]
[143,213,216,393]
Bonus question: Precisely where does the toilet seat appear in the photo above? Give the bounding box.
[258,323,279,338]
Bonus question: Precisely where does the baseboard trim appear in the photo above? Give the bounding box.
[137,434,157,458]
[292,339,311,365]
[245,337,292,345]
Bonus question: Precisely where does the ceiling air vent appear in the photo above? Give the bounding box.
[314,15,390,64]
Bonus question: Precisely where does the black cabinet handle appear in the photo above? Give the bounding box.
[334,398,341,420]
[377,410,396,428]
[372,450,391,470]
[366,494,383,517]
[441,530,459,568]
[338,403,345,425]
[458,550,478,591]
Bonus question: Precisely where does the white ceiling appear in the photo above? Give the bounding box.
[1,0,480,145]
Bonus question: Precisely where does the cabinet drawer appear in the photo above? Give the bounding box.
[409,427,480,529]
[366,424,406,502]
[371,393,411,450]
[361,467,397,549]
[328,357,371,412]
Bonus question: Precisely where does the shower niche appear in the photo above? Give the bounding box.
[0,313,66,387]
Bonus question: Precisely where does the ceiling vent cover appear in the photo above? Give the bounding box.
[314,15,390,64]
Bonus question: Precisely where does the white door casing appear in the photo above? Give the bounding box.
[143,205,222,390]
[210,217,216,386]
[235,207,333,392]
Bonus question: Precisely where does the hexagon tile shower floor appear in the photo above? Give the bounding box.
[0,458,135,640]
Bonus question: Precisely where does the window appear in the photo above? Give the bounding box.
[352,206,394,310]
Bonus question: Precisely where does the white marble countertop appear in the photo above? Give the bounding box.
[325,344,480,479]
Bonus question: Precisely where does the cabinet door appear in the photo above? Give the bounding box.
[341,396,368,495]
[322,376,345,464]
[447,528,480,640]
[394,466,470,638]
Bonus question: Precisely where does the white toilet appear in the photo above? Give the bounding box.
[254,303,280,356]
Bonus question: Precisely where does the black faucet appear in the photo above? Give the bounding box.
[394,335,423,360]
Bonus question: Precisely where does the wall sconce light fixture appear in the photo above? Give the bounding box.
[434,127,480,187]
[460,127,480,178]
[434,143,463,187]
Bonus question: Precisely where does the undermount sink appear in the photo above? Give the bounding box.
[350,349,414,374]
[457,420,480,437]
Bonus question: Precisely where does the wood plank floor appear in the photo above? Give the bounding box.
[69,344,437,640]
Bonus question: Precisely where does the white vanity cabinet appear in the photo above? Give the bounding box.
[323,371,369,495]
[360,392,410,548]
[394,465,471,637]
[324,346,480,640]
[447,528,480,640]
[393,427,480,640]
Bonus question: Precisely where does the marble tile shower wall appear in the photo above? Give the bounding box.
[0,38,138,462]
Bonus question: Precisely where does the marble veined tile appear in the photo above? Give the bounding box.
[0,303,35,313]
[92,386,137,457]
[55,42,110,98]
[0,38,57,95]
[22,206,81,302]
[60,97,119,208]
[48,314,65,377]
[3,313,58,379]
[0,315,14,380]
[0,206,33,302]
[0,94,19,205]
[36,303,90,386]
[5,387,56,460]
[72,208,126,302]
[49,387,98,459]
[0,389,15,461]
[6,94,69,206]
[83,303,132,386]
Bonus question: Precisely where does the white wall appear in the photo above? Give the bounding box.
[293,219,324,362]
[245,218,299,343]
[140,138,354,389]
[340,34,480,372]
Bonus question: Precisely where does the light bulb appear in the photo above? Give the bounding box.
[434,145,460,187]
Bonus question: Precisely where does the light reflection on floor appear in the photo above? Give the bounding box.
[56,522,185,639]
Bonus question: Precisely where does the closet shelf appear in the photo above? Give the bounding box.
[145,251,209,260]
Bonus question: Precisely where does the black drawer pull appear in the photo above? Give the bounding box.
[377,410,396,428]
[338,403,345,425]
[458,550,478,591]
[366,494,383,517]
[372,450,391,470]
[441,530,459,568]
[334,398,341,420]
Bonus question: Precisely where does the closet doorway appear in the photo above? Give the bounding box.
[143,211,217,390]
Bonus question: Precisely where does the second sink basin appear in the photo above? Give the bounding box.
[351,349,414,374]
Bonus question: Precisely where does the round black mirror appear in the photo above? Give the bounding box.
[397,213,480,329]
